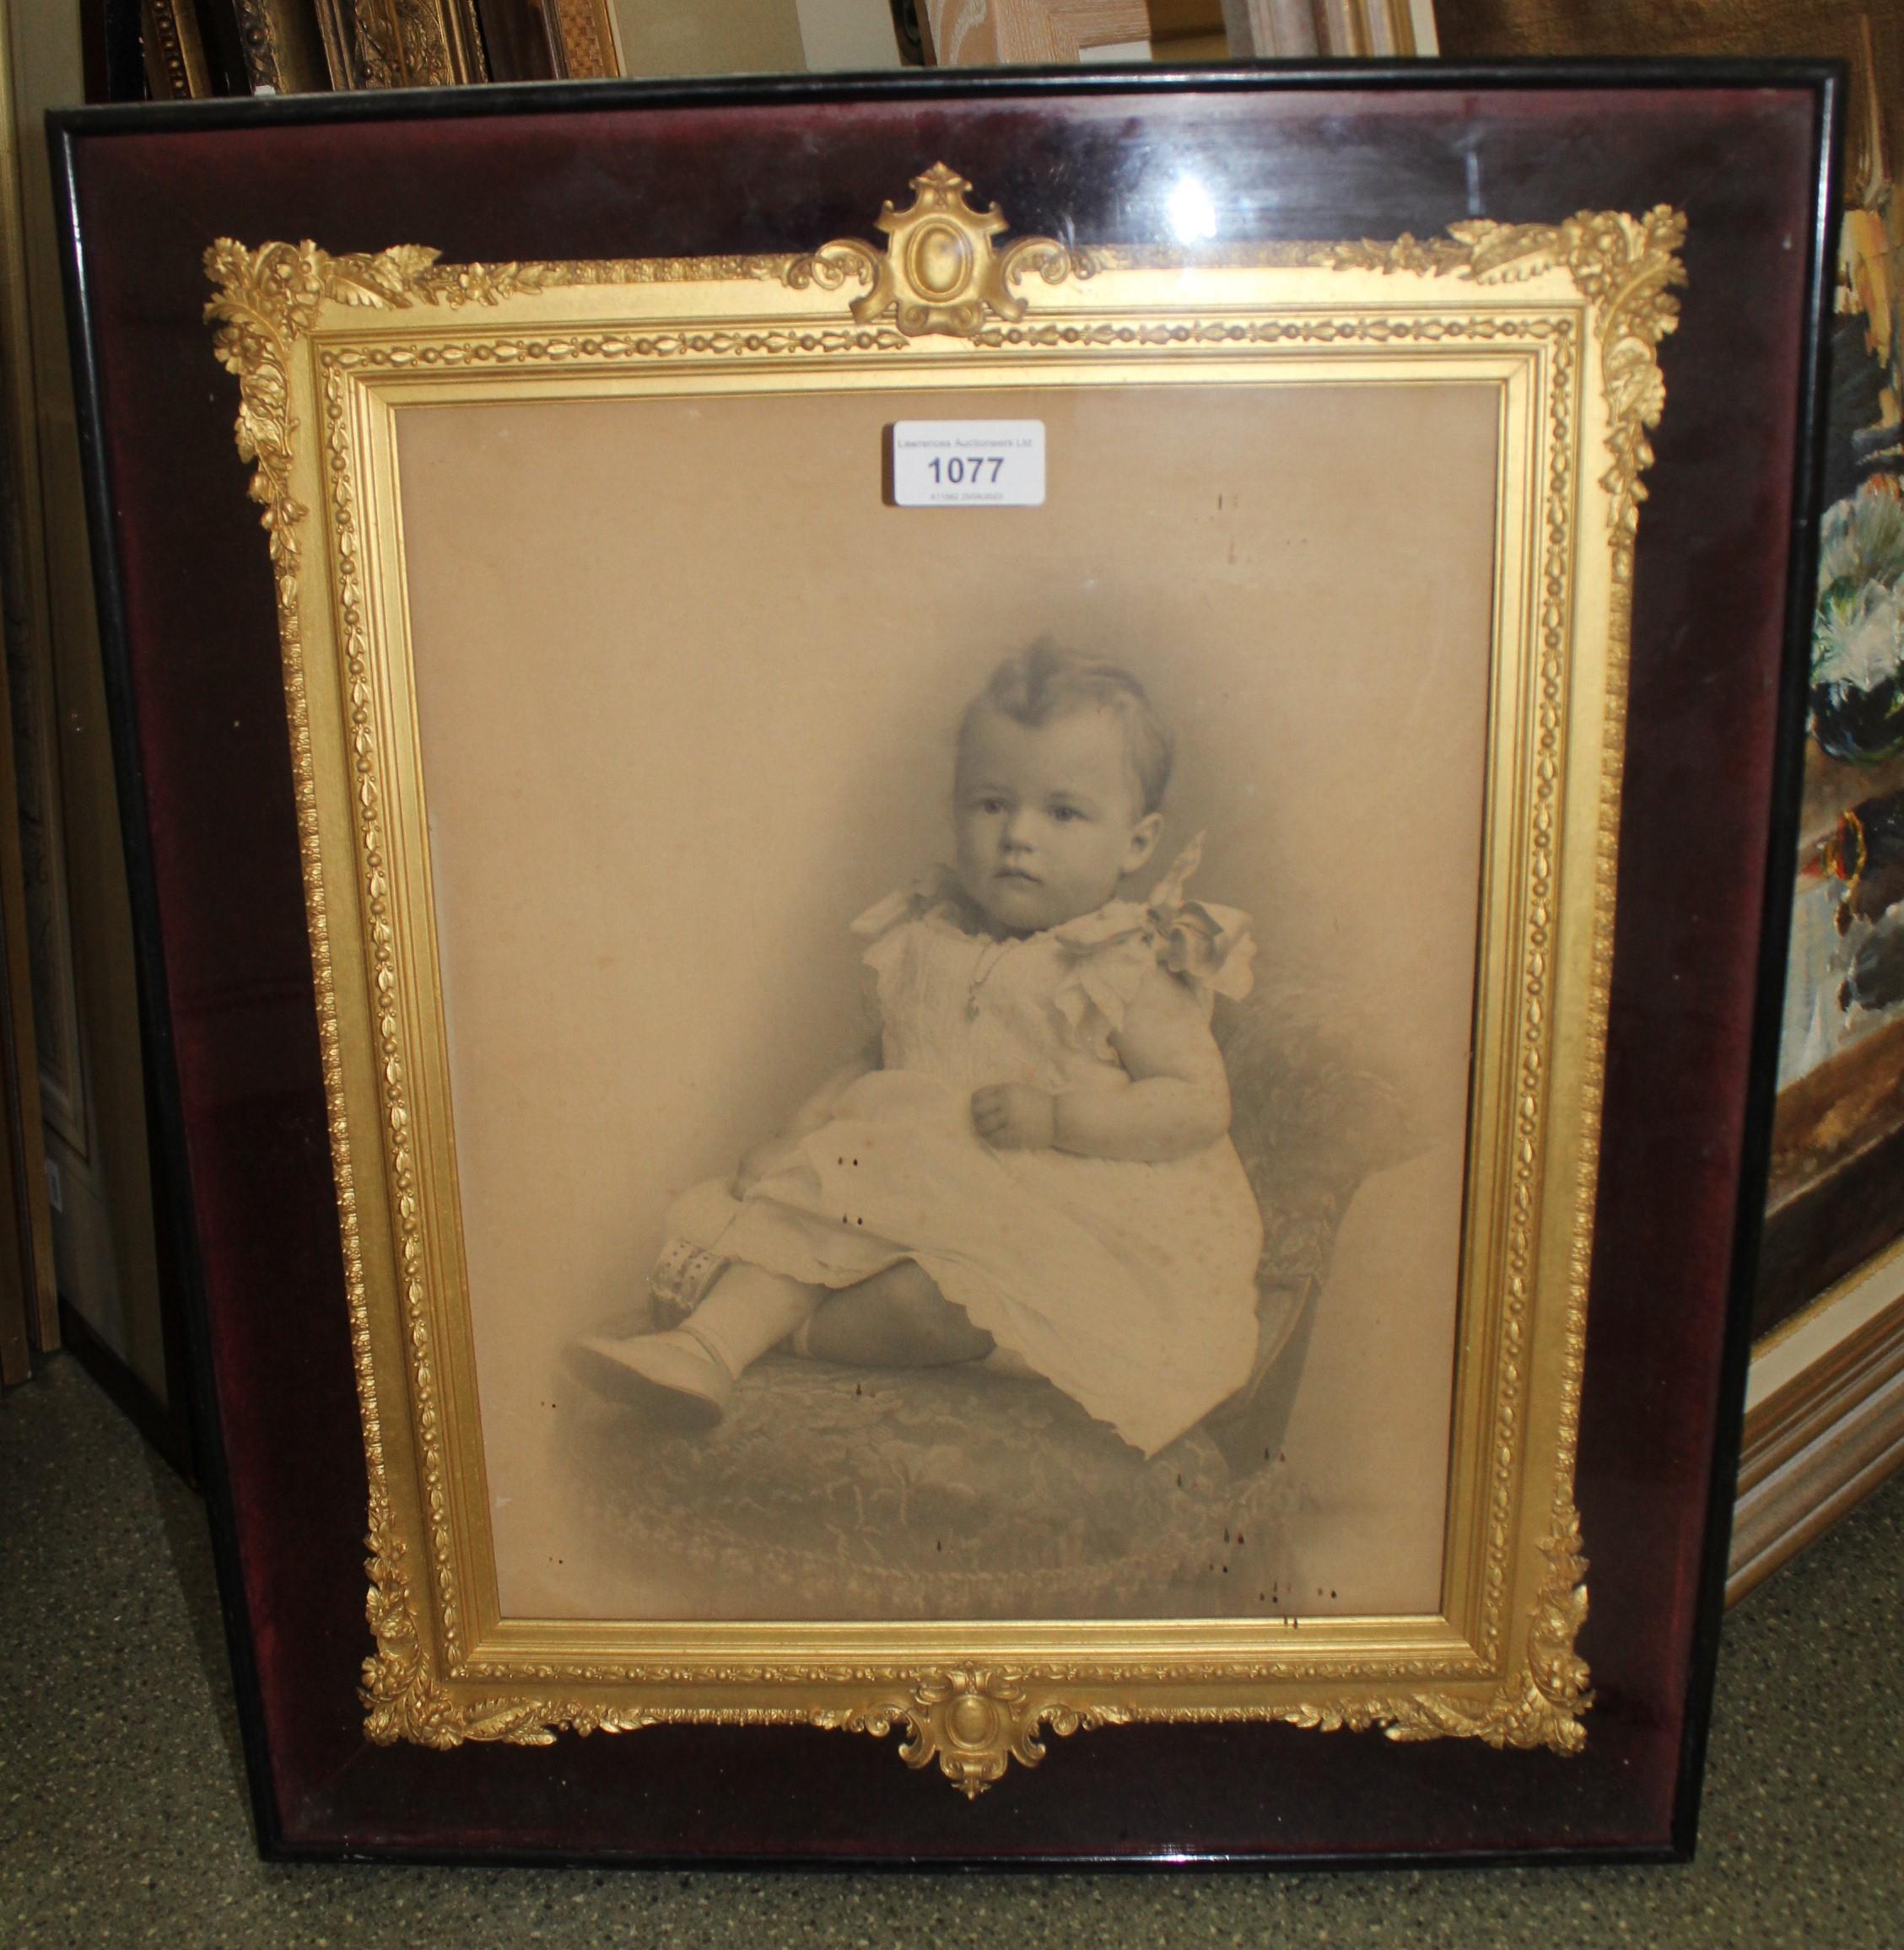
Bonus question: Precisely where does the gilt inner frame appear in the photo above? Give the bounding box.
[204,204,1681,1779]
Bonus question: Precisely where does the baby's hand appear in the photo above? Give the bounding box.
[732,1134,803,1198]
[971,1083,1056,1150]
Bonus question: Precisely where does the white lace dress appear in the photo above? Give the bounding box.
[694,849,1265,1456]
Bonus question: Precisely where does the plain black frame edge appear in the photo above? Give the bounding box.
[32,51,1874,132]
[49,116,289,1860]
[46,60,1840,1872]
[1664,67,1845,1863]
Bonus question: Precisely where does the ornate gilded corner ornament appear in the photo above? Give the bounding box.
[787,162,1093,337]
[205,183,1682,1795]
[204,237,546,628]
[1326,206,1686,566]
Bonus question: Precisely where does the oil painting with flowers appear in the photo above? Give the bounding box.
[1763,183,1904,1329]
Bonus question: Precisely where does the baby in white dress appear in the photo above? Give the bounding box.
[569,644,1263,1456]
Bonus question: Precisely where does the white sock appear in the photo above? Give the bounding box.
[678,1270,817,1377]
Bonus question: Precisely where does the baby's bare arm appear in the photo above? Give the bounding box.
[1061,969,1229,1159]
[973,970,1230,1161]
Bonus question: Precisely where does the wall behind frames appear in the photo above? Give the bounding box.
[0,0,182,1460]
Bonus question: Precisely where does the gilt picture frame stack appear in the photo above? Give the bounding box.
[55,65,1833,1863]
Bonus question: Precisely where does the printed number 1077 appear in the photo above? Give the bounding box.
[929,455,1006,485]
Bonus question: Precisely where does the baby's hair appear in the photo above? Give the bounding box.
[962,640,1174,816]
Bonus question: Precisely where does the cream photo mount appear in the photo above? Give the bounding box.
[202,167,1683,1796]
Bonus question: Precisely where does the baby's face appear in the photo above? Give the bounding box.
[954,706,1162,935]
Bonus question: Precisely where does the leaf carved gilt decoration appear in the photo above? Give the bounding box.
[203,179,1682,1792]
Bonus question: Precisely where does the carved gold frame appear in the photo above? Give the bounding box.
[205,169,1683,1796]
[312,0,488,89]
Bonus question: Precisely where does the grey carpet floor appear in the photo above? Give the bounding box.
[3,1350,1900,1946]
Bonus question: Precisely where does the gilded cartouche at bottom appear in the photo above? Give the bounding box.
[203,175,1681,1792]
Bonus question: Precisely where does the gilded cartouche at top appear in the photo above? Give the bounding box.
[201,178,1683,1790]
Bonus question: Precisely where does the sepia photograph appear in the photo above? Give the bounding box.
[389,374,1499,1626]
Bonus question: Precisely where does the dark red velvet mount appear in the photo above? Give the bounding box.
[56,67,1832,1864]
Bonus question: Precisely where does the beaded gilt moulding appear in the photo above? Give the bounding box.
[203,164,1682,1796]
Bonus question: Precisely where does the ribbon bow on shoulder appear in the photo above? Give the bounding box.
[1050,832,1256,1003]
[1143,832,1256,1002]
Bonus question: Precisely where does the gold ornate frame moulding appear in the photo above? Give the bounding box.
[312,0,487,88]
[205,169,1682,1796]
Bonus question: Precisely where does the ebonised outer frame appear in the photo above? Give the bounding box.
[51,61,1837,1866]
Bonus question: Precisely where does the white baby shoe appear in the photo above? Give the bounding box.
[565,1327,736,1430]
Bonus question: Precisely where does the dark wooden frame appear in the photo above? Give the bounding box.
[51,62,1836,1865]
